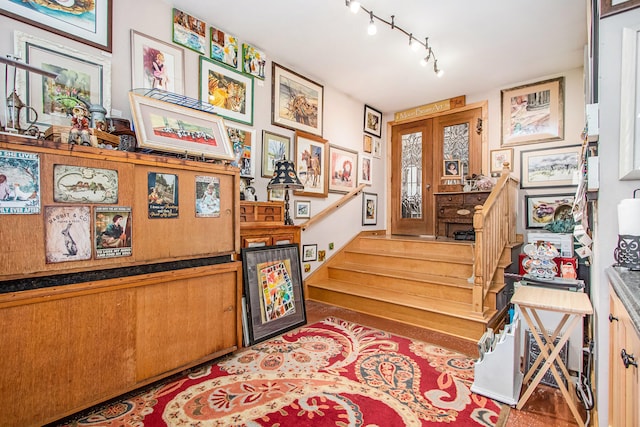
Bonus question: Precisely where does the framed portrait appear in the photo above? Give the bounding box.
[128,91,235,161]
[226,123,256,178]
[294,200,311,219]
[524,193,575,229]
[329,145,358,194]
[210,26,238,69]
[272,62,324,137]
[242,42,266,80]
[131,30,184,94]
[302,244,317,262]
[501,77,564,146]
[262,130,291,178]
[443,159,461,178]
[520,145,582,189]
[13,31,111,127]
[359,154,373,185]
[364,104,382,137]
[362,192,378,226]
[490,148,514,174]
[0,0,112,52]
[241,244,306,345]
[294,131,328,198]
[172,8,206,55]
[601,0,640,17]
[363,134,372,153]
[199,57,254,125]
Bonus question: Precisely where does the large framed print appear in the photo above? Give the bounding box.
[262,130,291,178]
[601,0,640,17]
[329,145,358,194]
[501,77,564,146]
[272,62,324,137]
[131,30,184,94]
[364,105,382,137]
[200,57,254,125]
[520,145,582,189]
[241,244,306,345]
[294,131,328,198]
[226,123,256,178]
[524,193,575,229]
[0,0,112,52]
[14,31,111,127]
[129,91,235,161]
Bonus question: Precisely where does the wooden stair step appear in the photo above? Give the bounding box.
[356,236,475,258]
[345,248,474,265]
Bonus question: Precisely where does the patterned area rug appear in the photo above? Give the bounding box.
[58,317,504,426]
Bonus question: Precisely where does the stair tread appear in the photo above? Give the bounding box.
[346,248,473,265]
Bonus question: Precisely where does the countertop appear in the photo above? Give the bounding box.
[606,266,640,336]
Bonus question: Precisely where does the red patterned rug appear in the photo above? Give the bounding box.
[57,317,505,426]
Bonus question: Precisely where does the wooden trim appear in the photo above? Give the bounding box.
[299,183,367,230]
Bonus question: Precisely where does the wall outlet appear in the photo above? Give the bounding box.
[329,242,334,250]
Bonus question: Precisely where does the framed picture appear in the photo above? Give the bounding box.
[364,105,382,137]
[294,131,328,198]
[359,154,372,185]
[131,30,184,94]
[362,192,378,226]
[172,8,206,55]
[242,42,266,80]
[226,123,256,178]
[524,193,575,229]
[210,26,238,69]
[490,148,514,174]
[268,188,285,202]
[329,145,358,194]
[501,77,564,146]
[13,31,111,127]
[241,244,306,345]
[372,138,382,158]
[0,0,112,52]
[620,24,640,179]
[520,145,582,189]
[363,134,372,153]
[443,159,461,178]
[199,57,254,125]
[272,62,324,137]
[262,130,291,178]
[294,200,311,219]
[128,91,235,161]
[302,244,317,262]
[601,0,640,17]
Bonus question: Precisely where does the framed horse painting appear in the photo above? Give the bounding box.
[294,131,328,198]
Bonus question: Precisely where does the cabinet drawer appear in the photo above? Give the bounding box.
[436,194,463,205]
[257,205,283,222]
[242,236,271,248]
[463,192,489,205]
[439,206,474,219]
[273,233,296,245]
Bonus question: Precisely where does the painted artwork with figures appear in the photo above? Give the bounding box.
[0,149,41,214]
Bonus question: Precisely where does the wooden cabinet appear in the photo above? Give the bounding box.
[240,201,284,225]
[609,285,640,427]
[240,201,300,248]
[434,191,490,238]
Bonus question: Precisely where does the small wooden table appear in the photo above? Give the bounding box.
[511,285,593,425]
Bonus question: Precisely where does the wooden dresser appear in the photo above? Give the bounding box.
[434,191,490,238]
[239,201,300,247]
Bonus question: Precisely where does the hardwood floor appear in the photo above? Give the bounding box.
[305,300,587,427]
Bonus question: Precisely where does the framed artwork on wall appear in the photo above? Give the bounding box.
[294,131,328,198]
[131,30,185,94]
[601,0,640,17]
[210,26,238,69]
[272,62,324,137]
[0,0,112,52]
[242,42,266,80]
[172,8,206,55]
[501,77,564,146]
[328,145,358,194]
[524,193,575,229]
[363,134,372,153]
[520,145,582,189]
[362,192,378,226]
[489,148,514,174]
[302,244,317,262]
[226,123,256,178]
[364,104,382,137]
[443,159,461,178]
[261,130,291,178]
[199,57,254,125]
[359,154,372,185]
[294,200,311,218]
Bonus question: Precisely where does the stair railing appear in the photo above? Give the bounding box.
[471,164,518,313]
[299,183,367,231]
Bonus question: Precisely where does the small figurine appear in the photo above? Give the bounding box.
[68,104,92,146]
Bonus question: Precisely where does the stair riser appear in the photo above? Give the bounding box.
[356,238,475,258]
[343,252,474,279]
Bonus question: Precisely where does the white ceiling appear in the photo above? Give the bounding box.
[170,0,588,114]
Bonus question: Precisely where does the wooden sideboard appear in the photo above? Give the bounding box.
[434,191,490,238]
[239,201,300,247]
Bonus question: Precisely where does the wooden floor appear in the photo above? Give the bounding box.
[306,300,587,427]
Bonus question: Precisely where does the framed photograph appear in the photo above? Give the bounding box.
[364,105,382,137]
[363,134,372,153]
[268,188,285,202]
[226,123,256,178]
[329,145,358,194]
[14,31,111,127]
[0,0,112,52]
[242,42,266,80]
[501,77,564,146]
[262,130,291,178]
[362,192,378,226]
[524,193,575,229]
[210,26,238,69]
[372,138,382,158]
[490,148,514,174]
[241,244,306,345]
[443,159,461,178]
[302,244,317,262]
[359,154,372,185]
[131,30,184,94]
[294,200,311,219]
[199,57,254,125]
[601,0,640,17]
[172,8,206,55]
[520,145,582,189]
[128,91,235,161]
[44,206,91,263]
[294,131,328,198]
[94,206,132,259]
[272,62,324,137]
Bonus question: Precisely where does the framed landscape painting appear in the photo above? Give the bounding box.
[520,145,582,189]
[200,57,254,125]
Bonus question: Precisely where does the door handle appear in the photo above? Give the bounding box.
[425,184,431,190]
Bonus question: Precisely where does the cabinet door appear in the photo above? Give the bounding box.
[272,233,296,245]
[242,236,272,248]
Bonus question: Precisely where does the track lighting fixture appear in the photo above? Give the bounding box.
[344,1,443,77]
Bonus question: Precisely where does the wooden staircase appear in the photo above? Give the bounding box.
[305,231,513,342]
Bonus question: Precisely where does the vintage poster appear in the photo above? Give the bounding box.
[195,175,220,217]
[257,259,296,323]
[44,206,91,263]
[147,172,179,218]
[0,149,41,214]
[94,206,132,259]
[53,165,118,204]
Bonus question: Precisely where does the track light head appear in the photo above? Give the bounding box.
[347,0,361,13]
[367,11,377,35]
[434,60,444,77]
[409,35,420,52]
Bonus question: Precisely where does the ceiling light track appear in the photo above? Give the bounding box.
[345,0,443,77]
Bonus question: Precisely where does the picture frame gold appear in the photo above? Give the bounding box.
[328,145,358,194]
[294,131,328,198]
[490,148,514,174]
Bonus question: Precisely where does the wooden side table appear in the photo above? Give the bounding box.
[511,285,592,425]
